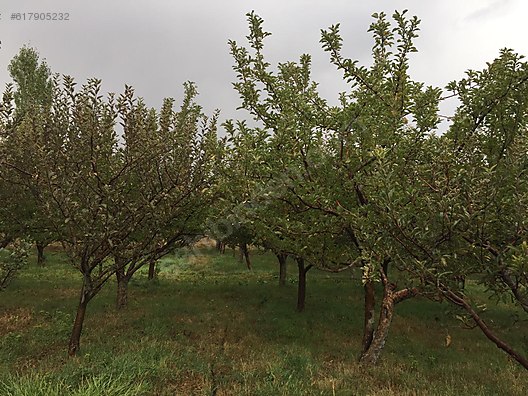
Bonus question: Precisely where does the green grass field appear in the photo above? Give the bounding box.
[0,246,527,395]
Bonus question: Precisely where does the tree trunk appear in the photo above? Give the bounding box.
[68,284,91,357]
[360,269,418,365]
[240,243,251,270]
[116,268,130,309]
[296,258,313,312]
[277,253,288,287]
[359,284,396,365]
[361,280,376,354]
[382,258,390,277]
[148,260,156,280]
[36,242,46,266]
[216,240,226,254]
[117,277,129,309]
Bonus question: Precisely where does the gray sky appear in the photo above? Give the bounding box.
[1,0,527,127]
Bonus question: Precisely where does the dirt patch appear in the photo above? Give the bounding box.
[0,308,33,336]
[193,238,217,249]
[45,242,65,252]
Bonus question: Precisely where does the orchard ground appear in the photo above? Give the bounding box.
[0,244,526,395]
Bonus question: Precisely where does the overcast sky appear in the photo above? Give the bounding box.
[1,0,527,127]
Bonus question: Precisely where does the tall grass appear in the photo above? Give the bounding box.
[0,373,147,396]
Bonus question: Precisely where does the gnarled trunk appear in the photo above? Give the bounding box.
[359,285,396,365]
[360,269,417,365]
[296,258,313,312]
[277,253,288,287]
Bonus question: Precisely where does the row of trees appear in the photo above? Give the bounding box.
[213,11,528,368]
[0,48,220,355]
[1,10,527,369]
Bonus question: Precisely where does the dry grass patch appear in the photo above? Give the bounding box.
[0,308,33,336]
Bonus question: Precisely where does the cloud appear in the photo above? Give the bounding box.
[465,0,513,21]
[2,0,527,126]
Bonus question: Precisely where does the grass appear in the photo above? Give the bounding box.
[0,246,527,395]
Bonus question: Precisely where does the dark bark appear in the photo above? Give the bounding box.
[240,243,251,270]
[148,260,156,280]
[36,242,46,266]
[443,288,528,370]
[361,280,376,354]
[360,269,418,365]
[115,267,130,309]
[68,284,91,357]
[215,240,226,254]
[381,258,390,277]
[277,253,288,287]
[296,258,313,312]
